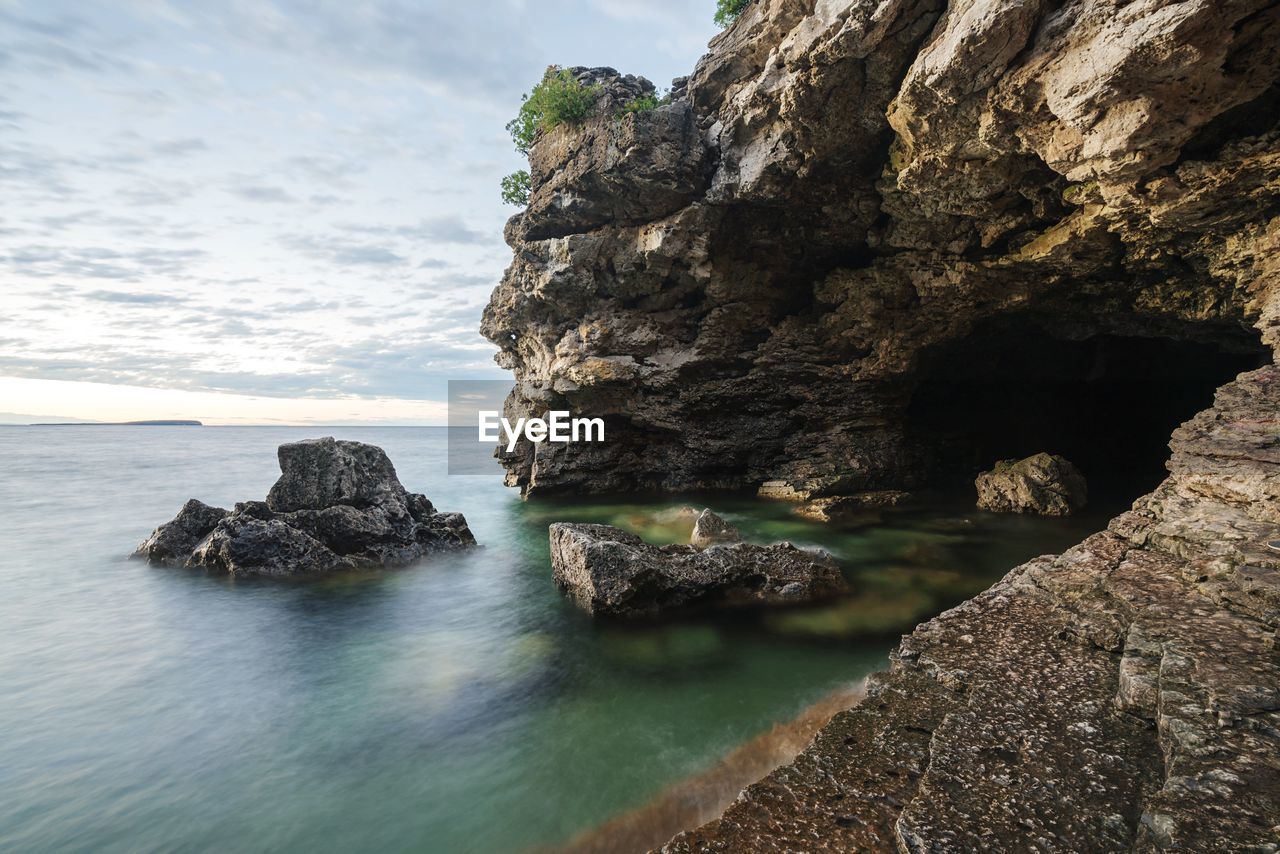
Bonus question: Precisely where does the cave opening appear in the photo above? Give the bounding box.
[905,314,1269,503]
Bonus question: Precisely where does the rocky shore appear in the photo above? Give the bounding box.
[661,367,1280,851]
[482,0,1280,848]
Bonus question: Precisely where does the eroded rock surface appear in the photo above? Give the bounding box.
[661,368,1280,852]
[135,438,474,577]
[483,0,1278,498]
[479,0,1280,847]
[690,508,741,548]
[549,522,846,617]
[975,452,1088,516]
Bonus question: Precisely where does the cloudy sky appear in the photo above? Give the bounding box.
[0,0,718,424]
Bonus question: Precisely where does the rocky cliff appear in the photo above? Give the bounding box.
[482,0,1279,499]
[482,0,1280,848]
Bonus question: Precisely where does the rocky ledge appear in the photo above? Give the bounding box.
[549,522,846,618]
[135,438,474,577]
[661,367,1280,851]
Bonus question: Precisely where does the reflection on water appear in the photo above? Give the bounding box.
[0,427,1113,853]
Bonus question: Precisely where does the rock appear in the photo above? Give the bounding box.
[134,438,474,577]
[975,453,1087,516]
[548,522,846,618]
[265,437,409,512]
[482,0,1278,499]
[663,368,1280,851]
[794,491,910,523]
[690,509,741,548]
[188,515,355,577]
[134,499,229,565]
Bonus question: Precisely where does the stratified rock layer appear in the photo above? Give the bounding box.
[483,0,1278,498]
[479,0,1280,847]
[660,367,1280,852]
[136,438,474,577]
[549,522,846,617]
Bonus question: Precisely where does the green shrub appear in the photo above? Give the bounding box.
[506,69,602,155]
[500,170,531,206]
[620,91,666,114]
[714,0,750,27]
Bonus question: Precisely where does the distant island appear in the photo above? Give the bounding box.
[30,420,203,426]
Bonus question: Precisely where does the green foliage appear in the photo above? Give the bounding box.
[506,69,602,155]
[714,0,750,27]
[620,91,666,114]
[500,170,531,206]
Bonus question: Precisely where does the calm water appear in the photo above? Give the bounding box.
[0,427,1114,853]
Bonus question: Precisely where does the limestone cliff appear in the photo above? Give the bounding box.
[481,0,1280,848]
[482,0,1279,498]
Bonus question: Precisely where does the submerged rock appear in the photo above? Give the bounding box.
[135,438,475,577]
[975,453,1087,516]
[794,491,910,523]
[690,509,741,549]
[548,522,845,618]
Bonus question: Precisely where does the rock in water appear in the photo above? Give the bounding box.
[548,522,845,618]
[690,509,741,548]
[134,499,229,565]
[134,438,475,577]
[975,453,1087,516]
[793,490,911,523]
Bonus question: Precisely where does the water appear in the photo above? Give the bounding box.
[0,427,1114,853]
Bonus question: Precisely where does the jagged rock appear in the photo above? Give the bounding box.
[663,367,1280,851]
[266,437,408,512]
[794,490,911,523]
[518,67,708,242]
[690,509,741,548]
[134,499,229,565]
[134,438,474,577]
[482,0,1277,499]
[548,522,845,618]
[974,453,1088,516]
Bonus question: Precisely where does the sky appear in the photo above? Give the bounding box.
[0,0,719,424]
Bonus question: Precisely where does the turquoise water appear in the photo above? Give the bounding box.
[0,427,1112,853]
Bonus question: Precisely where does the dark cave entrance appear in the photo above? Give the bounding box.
[905,316,1269,502]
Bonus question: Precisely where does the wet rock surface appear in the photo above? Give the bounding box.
[690,509,741,548]
[135,438,474,577]
[793,490,911,523]
[975,452,1088,516]
[548,522,846,618]
[661,368,1280,852]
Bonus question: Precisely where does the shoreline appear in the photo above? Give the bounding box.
[549,683,867,854]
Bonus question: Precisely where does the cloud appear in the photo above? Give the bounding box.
[282,233,407,267]
[2,244,206,280]
[228,184,296,203]
[152,137,208,157]
[416,215,488,245]
[82,290,188,305]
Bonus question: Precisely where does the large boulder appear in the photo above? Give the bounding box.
[975,453,1088,516]
[548,522,846,618]
[134,438,475,577]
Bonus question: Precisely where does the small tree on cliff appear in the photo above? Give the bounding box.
[714,0,750,27]
[500,170,530,206]
[506,68,602,155]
